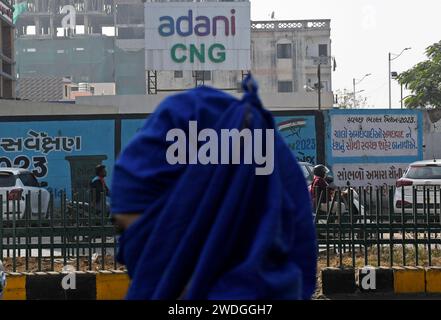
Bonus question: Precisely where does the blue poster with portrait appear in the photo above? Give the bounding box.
[274,116,317,165]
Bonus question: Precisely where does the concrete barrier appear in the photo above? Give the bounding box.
[3,270,129,300]
[321,268,356,295]
[393,267,426,294]
[425,267,441,293]
[322,266,441,296]
[358,267,394,293]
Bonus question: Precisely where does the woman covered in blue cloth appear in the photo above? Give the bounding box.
[110,75,317,300]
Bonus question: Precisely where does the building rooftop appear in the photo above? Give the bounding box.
[17,76,65,102]
[251,19,331,32]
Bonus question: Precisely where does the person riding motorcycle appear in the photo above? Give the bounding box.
[310,165,330,207]
[310,165,346,214]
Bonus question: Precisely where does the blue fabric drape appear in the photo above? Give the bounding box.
[111,76,317,300]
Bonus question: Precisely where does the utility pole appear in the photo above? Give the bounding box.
[317,63,321,110]
[388,52,392,109]
[401,83,404,109]
[353,78,356,108]
[388,48,411,109]
[353,74,371,109]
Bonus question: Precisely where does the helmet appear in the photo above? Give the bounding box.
[0,260,5,299]
[95,164,106,176]
[313,165,328,178]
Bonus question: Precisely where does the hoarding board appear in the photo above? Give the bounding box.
[145,1,251,71]
[0,120,115,199]
[326,110,423,187]
[275,116,317,164]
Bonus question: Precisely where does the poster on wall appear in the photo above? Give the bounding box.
[0,120,115,199]
[331,113,419,157]
[121,115,318,165]
[332,163,409,188]
[327,110,423,187]
[274,116,317,164]
[145,1,251,71]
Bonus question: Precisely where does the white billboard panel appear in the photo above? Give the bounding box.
[145,2,251,71]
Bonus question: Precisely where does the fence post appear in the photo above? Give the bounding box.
[0,195,3,263]
[388,186,394,267]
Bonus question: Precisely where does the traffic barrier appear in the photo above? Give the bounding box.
[358,267,394,293]
[393,267,425,294]
[321,267,356,295]
[3,273,26,300]
[2,270,129,300]
[322,267,441,296]
[96,270,130,300]
[424,267,441,293]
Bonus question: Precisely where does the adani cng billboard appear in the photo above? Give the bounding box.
[145,1,251,71]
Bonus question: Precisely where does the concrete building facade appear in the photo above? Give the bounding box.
[0,0,15,98]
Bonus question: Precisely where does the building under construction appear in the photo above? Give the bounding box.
[15,0,146,95]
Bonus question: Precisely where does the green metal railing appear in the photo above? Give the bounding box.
[4,184,441,272]
[316,186,441,268]
[0,190,118,272]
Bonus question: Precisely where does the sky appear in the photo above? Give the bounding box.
[250,0,441,108]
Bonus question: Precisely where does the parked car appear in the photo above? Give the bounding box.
[0,168,50,219]
[394,160,441,215]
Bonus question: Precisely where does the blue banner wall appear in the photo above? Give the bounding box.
[121,118,146,149]
[325,109,423,187]
[0,120,115,199]
[120,115,319,165]
[274,115,317,164]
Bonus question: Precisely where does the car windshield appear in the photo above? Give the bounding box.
[0,173,16,187]
[300,165,311,179]
[18,173,40,187]
[406,165,441,179]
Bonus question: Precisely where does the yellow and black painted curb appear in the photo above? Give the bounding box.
[3,270,130,300]
[322,267,441,295]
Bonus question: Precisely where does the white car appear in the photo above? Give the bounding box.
[394,160,441,214]
[0,168,50,219]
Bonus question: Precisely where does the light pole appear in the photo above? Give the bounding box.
[388,48,411,109]
[304,63,323,110]
[353,73,371,108]
[401,83,404,109]
[317,63,322,110]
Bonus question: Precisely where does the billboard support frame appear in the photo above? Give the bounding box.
[146,70,251,95]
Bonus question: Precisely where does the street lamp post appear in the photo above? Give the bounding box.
[317,63,322,110]
[304,62,324,110]
[353,73,371,108]
[401,83,404,109]
[353,78,356,109]
[388,48,411,109]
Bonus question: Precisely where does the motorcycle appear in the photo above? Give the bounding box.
[313,177,368,239]
[64,199,111,243]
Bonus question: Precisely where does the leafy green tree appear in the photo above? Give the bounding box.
[398,41,441,109]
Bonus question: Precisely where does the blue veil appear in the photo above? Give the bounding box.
[111,76,317,300]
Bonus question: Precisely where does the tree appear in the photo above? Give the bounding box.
[335,88,368,109]
[398,41,441,109]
